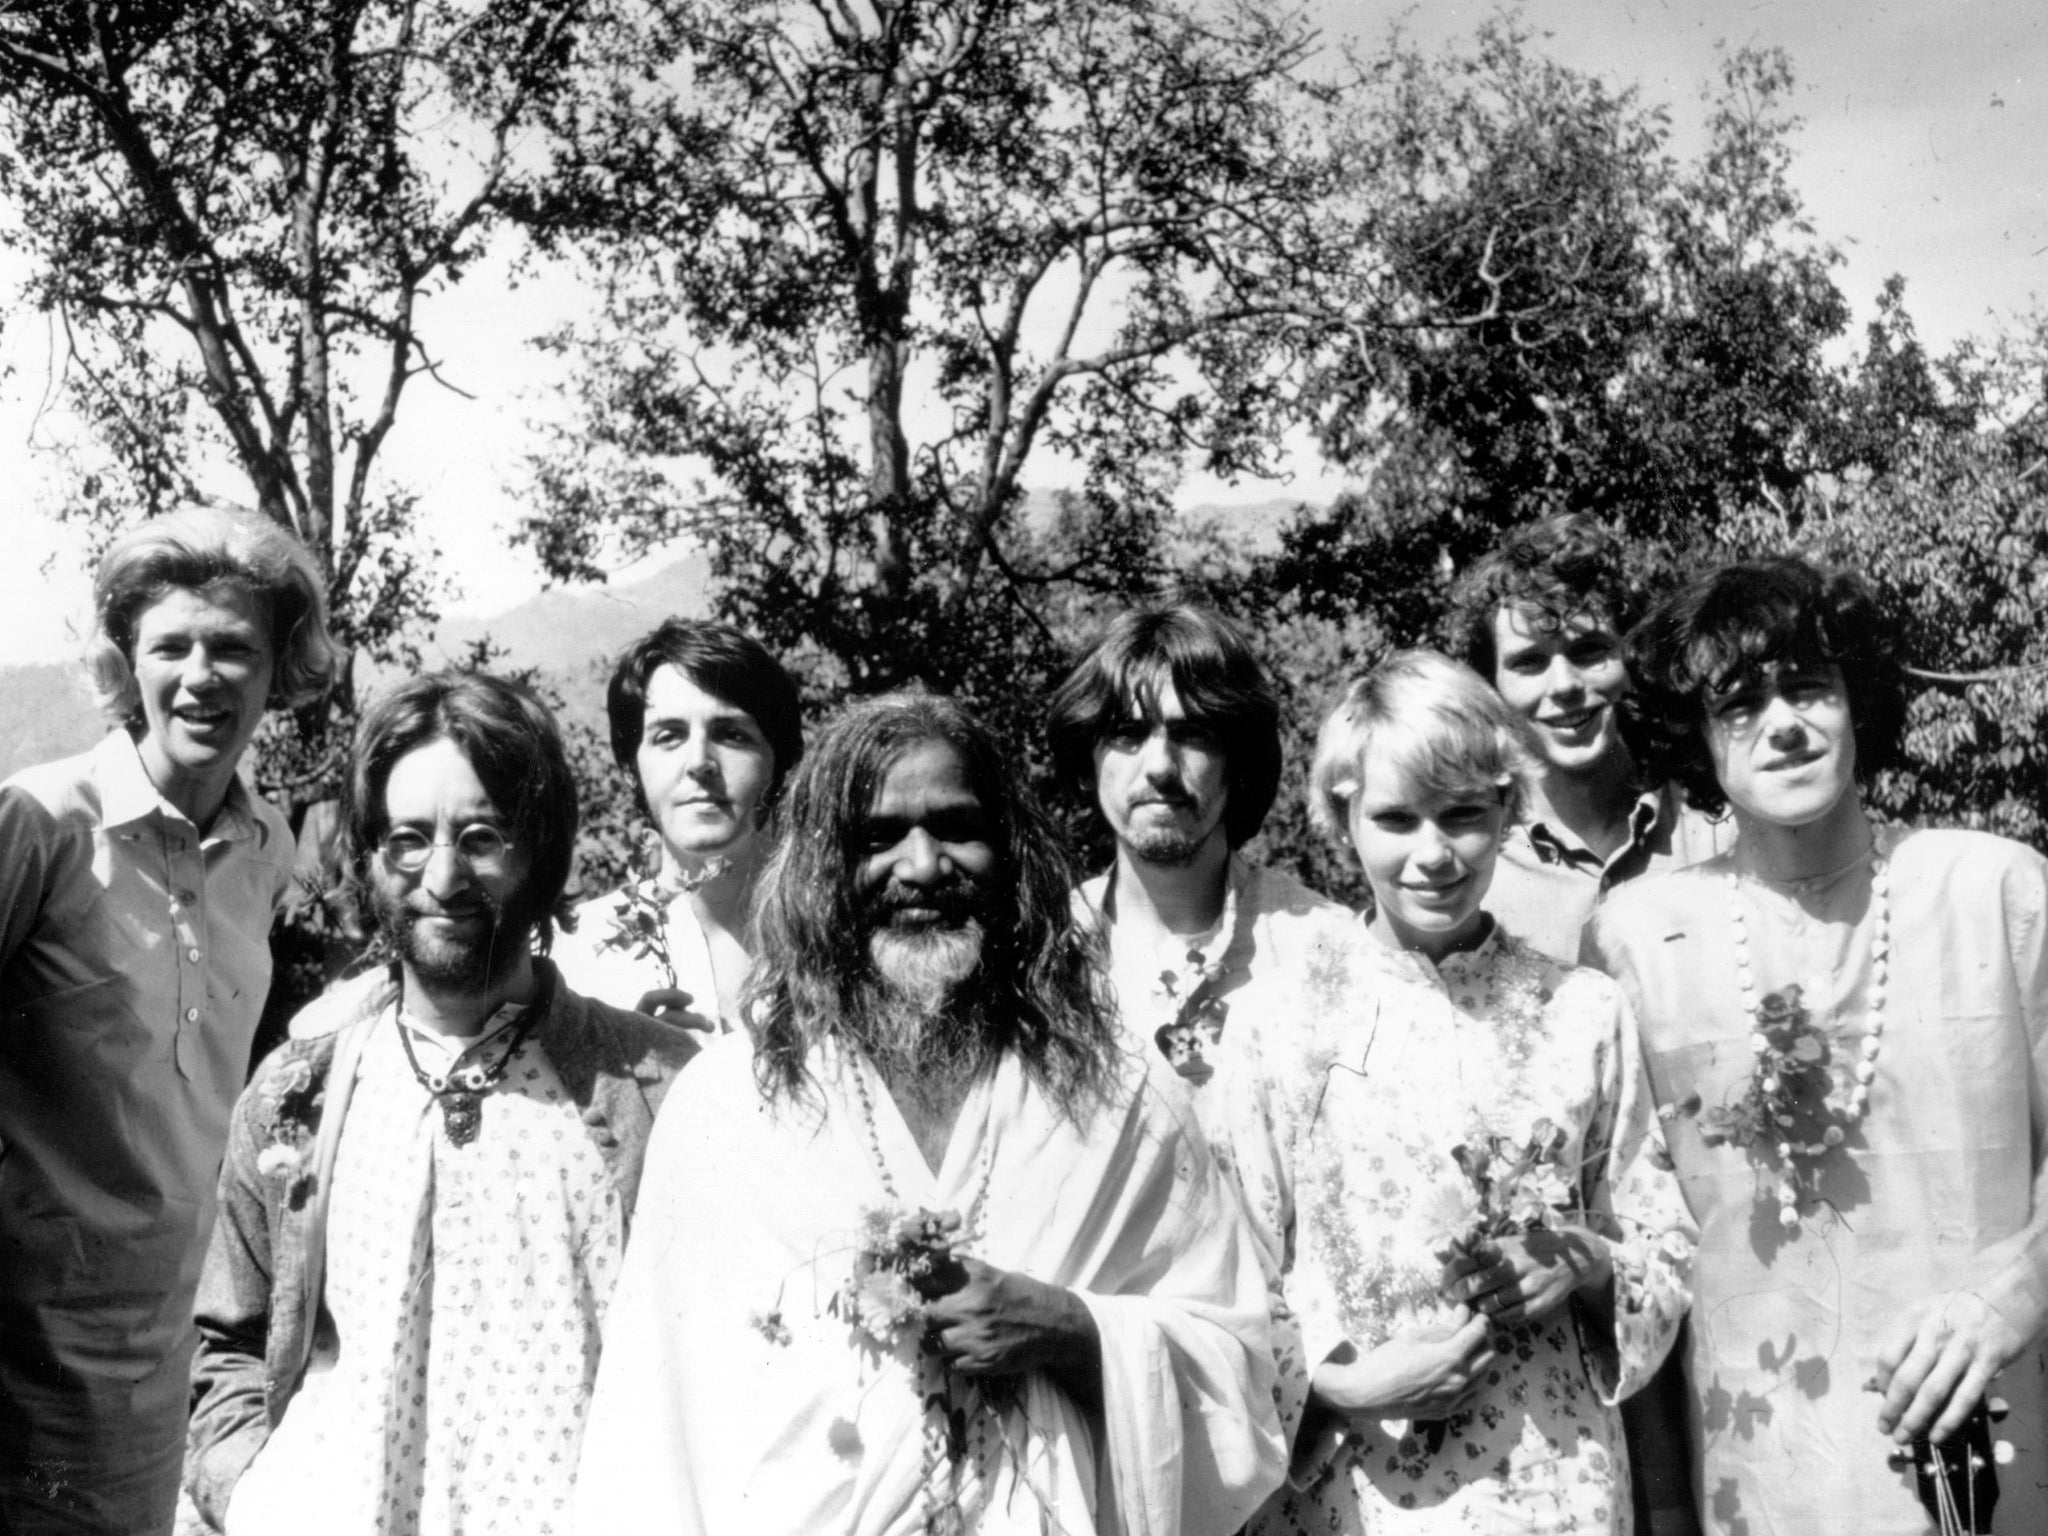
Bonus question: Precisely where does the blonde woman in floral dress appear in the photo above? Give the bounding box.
[1246,650,1695,1535]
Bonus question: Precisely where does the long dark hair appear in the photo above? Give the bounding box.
[1625,557,1906,816]
[1046,603,1282,847]
[746,692,1117,1117]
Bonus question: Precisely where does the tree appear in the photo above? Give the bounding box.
[1252,36,1878,629]
[512,0,1383,744]
[0,0,616,802]
[1220,30,1989,891]
[0,0,640,1036]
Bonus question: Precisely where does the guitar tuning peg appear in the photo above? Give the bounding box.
[1995,1439,2016,1466]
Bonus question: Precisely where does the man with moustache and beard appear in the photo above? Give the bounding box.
[576,692,1288,1536]
[183,673,697,1535]
[1046,605,1356,1104]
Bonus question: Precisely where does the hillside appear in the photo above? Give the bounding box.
[0,550,712,778]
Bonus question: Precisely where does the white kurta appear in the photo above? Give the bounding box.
[1588,826,2048,1535]
[225,1012,625,1535]
[575,1033,1287,1536]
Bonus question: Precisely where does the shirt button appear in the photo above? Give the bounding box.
[188,948,202,962]
[178,889,198,905]
[185,1007,200,1022]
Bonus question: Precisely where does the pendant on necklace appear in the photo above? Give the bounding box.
[441,1089,482,1146]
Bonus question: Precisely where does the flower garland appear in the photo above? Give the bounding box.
[255,1054,324,1210]
[1146,875,1244,1084]
[1673,837,1890,1230]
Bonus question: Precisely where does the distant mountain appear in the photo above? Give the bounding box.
[427,550,712,682]
[0,662,105,780]
[0,508,1328,778]
[1180,498,1313,554]
[0,552,713,778]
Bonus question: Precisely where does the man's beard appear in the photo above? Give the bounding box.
[842,877,996,1087]
[1125,822,1206,867]
[373,883,535,995]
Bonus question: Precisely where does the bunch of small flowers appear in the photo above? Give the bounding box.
[833,1204,968,1351]
[1428,1118,1575,1263]
[1151,945,1232,1084]
[1675,984,1855,1228]
[257,1056,323,1209]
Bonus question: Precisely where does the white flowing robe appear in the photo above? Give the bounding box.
[576,1033,1287,1536]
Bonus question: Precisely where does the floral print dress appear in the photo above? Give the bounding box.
[1253,924,1695,1535]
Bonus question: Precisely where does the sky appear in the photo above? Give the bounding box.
[1,0,2043,666]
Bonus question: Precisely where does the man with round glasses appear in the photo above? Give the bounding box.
[182,671,698,1532]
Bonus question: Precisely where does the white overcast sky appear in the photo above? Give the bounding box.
[2,0,2042,665]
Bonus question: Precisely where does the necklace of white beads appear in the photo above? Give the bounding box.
[1723,826,1890,1228]
[846,1049,995,1536]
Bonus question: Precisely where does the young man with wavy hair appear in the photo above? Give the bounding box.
[185,672,696,1532]
[1444,514,1731,966]
[1047,604,1355,1097]
[1590,558,2048,1534]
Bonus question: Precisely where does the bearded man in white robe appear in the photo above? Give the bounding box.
[577,692,1288,1536]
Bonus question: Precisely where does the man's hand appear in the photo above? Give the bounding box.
[921,1256,1100,1391]
[1311,1311,1498,1422]
[631,986,717,1032]
[1441,1227,1613,1329]
[1873,1290,2024,1444]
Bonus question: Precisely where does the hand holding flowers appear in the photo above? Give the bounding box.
[831,1204,970,1353]
[1427,1120,1611,1329]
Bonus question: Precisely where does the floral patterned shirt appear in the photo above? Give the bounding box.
[224,1009,624,1534]
[1245,922,1695,1535]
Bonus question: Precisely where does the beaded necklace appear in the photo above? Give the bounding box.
[846,1048,997,1250]
[846,1048,998,1536]
[395,966,550,1147]
[1721,825,1889,1227]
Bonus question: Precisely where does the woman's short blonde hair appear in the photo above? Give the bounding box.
[1309,649,1539,846]
[85,504,341,722]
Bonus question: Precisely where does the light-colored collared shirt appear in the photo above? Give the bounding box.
[1489,781,1733,965]
[0,729,291,1531]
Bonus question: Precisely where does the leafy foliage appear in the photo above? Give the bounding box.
[0,0,618,808]
[513,0,1379,740]
[1232,29,2048,886]
[0,0,650,1030]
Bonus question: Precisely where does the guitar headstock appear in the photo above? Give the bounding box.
[1888,1395,2009,1535]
